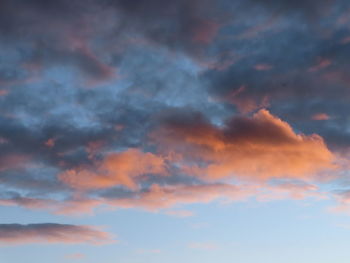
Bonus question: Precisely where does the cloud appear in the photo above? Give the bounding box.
[0,0,117,83]
[152,109,336,181]
[308,58,332,72]
[254,63,273,71]
[106,183,256,211]
[218,85,270,113]
[0,223,114,245]
[312,113,331,120]
[0,191,105,215]
[0,89,9,96]
[0,0,349,219]
[59,149,166,190]
[0,154,30,172]
[0,178,325,215]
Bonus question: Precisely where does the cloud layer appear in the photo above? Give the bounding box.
[1,0,350,229]
[0,223,113,245]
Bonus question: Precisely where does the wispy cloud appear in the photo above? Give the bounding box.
[0,223,115,245]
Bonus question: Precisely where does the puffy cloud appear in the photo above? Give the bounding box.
[59,149,166,190]
[153,109,336,181]
[0,223,114,245]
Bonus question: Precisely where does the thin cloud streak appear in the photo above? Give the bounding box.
[0,223,114,245]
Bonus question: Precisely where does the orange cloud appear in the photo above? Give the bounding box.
[152,109,336,181]
[0,223,114,245]
[59,149,166,190]
[44,138,55,148]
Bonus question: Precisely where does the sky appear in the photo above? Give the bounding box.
[1,0,350,262]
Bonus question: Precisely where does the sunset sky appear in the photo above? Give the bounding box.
[1,0,350,262]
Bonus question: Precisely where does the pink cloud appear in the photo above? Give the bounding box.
[256,181,326,202]
[108,183,256,211]
[0,195,102,216]
[340,36,350,44]
[0,180,327,216]
[237,14,280,40]
[312,113,330,120]
[0,196,57,210]
[192,20,220,44]
[309,58,332,72]
[0,154,31,172]
[254,64,273,71]
[44,138,55,148]
[0,89,9,96]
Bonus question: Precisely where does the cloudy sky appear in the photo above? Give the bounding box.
[1,0,350,262]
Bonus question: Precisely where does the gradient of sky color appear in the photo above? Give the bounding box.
[1,0,350,262]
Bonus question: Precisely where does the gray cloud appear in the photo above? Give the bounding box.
[0,223,113,245]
